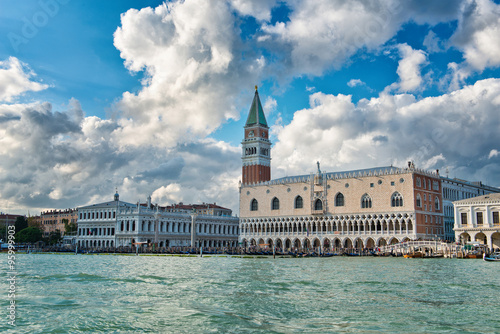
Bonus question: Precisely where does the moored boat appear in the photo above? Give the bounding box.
[403,252,424,258]
[483,252,500,262]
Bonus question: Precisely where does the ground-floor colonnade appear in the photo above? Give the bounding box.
[240,212,416,251]
[242,235,414,251]
[455,230,500,249]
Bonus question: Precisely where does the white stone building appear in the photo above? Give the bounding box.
[453,193,500,249]
[77,192,239,249]
[76,191,135,248]
[114,198,239,248]
[441,177,500,242]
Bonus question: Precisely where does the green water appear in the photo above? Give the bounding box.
[1,254,499,333]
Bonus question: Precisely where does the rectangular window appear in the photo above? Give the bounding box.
[461,212,468,226]
[493,212,499,225]
[391,181,395,186]
[476,212,483,225]
[370,183,374,187]
[433,181,439,191]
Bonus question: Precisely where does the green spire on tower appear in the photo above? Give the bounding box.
[245,85,268,127]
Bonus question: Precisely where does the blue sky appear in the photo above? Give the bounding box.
[1,0,500,214]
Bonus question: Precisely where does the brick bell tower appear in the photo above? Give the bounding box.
[242,86,271,185]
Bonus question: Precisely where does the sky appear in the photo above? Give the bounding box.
[1,0,500,216]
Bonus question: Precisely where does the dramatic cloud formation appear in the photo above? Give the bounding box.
[272,78,500,183]
[112,1,263,148]
[452,0,500,71]
[2,0,500,215]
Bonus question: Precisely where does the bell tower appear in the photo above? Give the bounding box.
[241,86,271,185]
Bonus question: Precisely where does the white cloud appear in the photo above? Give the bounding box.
[3,0,500,216]
[394,44,428,92]
[229,0,278,21]
[263,96,277,115]
[423,30,444,53]
[452,0,500,71]
[271,79,500,184]
[0,57,48,102]
[489,149,499,159]
[113,1,263,149]
[441,62,473,92]
[152,183,182,204]
[0,98,244,214]
[259,0,460,78]
[347,79,365,88]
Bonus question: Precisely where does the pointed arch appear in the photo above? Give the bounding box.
[271,197,280,210]
[361,194,372,208]
[335,192,345,207]
[391,192,403,207]
[250,199,258,211]
[314,199,323,211]
[294,195,303,209]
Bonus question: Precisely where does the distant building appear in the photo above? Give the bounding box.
[441,177,500,242]
[76,191,135,248]
[0,213,23,227]
[76,193,239,249]
[40,209,78,237]
[453,193,500,249]
[239,88,444,250]
[165,202,233,216]
[0,213,23,241]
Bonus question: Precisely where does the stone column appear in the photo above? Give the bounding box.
[190,214,197,247]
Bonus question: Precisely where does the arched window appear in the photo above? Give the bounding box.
[391,192,403,207]
[295,196,303,209]
[361,194,372,208]
[435,197,440,211]
[335,193,344,207]
[250,199,258,211]
[416,194,422,207]
[272,197,280,210]
[314,199,323,211]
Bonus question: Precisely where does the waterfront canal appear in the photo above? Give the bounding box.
[1,254,499,333]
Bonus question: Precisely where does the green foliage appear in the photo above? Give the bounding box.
[15,227,43,243]
[15,216,28,233]
[46,230,62,245]
[63,219,77,234]
[0,225,6,240]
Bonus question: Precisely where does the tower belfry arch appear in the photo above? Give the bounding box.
[241,86,272,185]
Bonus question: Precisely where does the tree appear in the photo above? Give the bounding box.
[0,225,6,242]
[46,230,62,245]
[63,219,77,234]
[15,227,43,243]
[15,216,28,233]
[27,216,42,230]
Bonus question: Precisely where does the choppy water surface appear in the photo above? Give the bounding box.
[1,254,499,333]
